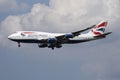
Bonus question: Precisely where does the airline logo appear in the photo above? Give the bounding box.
[94,22,108,29]
[91,22,108,36]
[91,29,103,35]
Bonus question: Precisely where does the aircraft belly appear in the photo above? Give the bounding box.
[11,39,45,43]
[66,40,91,44]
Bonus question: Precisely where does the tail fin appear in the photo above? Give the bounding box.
[89,21,108,36]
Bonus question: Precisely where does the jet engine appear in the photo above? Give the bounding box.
[47,38,57,43]
[56,44,62,48]
[48,44,55,48]
[38,43,48,48]
[65,34,74,38]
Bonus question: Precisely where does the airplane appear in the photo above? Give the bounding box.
[8,21,112,50]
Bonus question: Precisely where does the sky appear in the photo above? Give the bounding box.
[0,0,120,80]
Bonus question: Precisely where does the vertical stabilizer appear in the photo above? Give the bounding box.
[89,21,108,36]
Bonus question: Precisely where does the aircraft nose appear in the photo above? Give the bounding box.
[8,35,12,39]
[8,35,14,40]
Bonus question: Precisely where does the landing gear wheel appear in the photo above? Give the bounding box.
[51,47,54,50]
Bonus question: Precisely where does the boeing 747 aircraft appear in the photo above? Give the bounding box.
[8,21,112,50]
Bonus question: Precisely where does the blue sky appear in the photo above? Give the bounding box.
[0,0,120,80]
[0,0,49,21]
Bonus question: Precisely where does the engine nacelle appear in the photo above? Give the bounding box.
[47,38,57,43]
[56,44,62,48]
[48,44,55,48]
[65,34,73,38]
[38,43,47,48]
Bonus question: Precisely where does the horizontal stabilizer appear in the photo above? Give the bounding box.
[94,32,112,38]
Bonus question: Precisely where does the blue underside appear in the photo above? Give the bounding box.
[10,39,91,44]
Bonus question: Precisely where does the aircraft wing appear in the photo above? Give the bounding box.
[41,25,95,43]
[56,25,95,40]
[72,25,96,36]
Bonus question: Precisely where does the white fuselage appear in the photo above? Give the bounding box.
[8,31,96,44]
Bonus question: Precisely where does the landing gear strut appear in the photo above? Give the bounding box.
[18,42,21,47]
[51,47,54,50]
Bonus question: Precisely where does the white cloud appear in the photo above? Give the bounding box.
[0,0,120,44]
[0,0,28,12]
[0,0,120,80]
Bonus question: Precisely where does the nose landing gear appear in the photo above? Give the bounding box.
[51,47,54,50]
[18,42,21,47]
